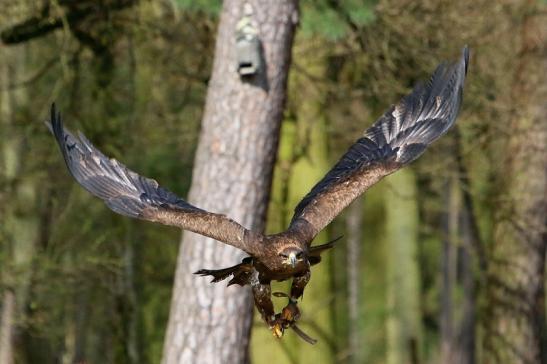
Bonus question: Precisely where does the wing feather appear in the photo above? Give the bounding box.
[48,105,261,255]
[289,47,469,242]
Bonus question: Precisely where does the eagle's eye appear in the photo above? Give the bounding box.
[279,253,288,258]
[296,252,303,259]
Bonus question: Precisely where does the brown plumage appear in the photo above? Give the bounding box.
[49,47,469,343]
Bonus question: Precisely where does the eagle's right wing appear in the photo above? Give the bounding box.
[48,105,261,256]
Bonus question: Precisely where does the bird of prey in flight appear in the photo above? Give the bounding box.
[49,47,468,344]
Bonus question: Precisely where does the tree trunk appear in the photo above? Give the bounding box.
[346,199,363,364]
[385,169,422,364]
[440,173,459,364]
[453,131,478,364]
[0,42,39,364]
[161,1,298,363]
[0,291,15,364]
[0,51,16,364]
[483,4,547,363]
[456,212,476,364]
[439,137,479,364]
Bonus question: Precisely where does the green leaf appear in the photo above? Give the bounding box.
[300,0,377,39]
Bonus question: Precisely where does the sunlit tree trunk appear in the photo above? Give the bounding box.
[289,119,334,362]
[285,41,335,363]
[162,1,298,363]
[250,70,334,361]
[483,3,547,363]
[385,169,422,364]
[253,115,334,364]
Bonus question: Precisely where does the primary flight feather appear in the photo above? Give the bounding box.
[49,46,469,343]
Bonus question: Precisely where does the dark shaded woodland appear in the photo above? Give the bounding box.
[0,1,545,363]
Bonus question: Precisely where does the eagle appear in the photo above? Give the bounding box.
[49,47,468,344]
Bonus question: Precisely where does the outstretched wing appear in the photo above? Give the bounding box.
[289,47,469,243]
[48,105,261,255]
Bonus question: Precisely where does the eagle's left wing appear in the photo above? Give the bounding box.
[48,105,262,255]
[288,47,469,243]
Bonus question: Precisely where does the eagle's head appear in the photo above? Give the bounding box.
[278,246,305,268]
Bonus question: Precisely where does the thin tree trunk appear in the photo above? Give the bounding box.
[0,42,38,364]
[122,32,142,364]
[438,136,479,364]
[0,50,16,364]
[456,213,476,364]
[440,173,459,364]
[122,225,142,364]
[483,3,547,363]
[346,199,363,364]
[385,169,422,364]
[454,130,478,364]
[0,291,15,364]
[162,1,298,363]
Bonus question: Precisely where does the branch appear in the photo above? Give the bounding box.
[1,14,63,44]
[1,0,136,45]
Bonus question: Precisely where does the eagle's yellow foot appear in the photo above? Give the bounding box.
[281,301,300,323]
[271,319,284,338]
[267,294,301,339]
[268,305,317,345]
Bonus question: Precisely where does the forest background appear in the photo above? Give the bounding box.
[0,0,545,363]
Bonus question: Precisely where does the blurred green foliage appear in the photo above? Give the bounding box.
[174,0,223,15]
[300,0,376,39]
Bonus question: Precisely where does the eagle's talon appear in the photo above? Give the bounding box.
[281,301,301,323]
[271,320,284,338]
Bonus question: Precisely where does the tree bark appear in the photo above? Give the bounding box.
[161,1,298,363]
[483,3,547,363]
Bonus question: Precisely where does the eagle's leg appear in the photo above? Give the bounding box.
[250,275,281,337]
[290,269,311,300]
[280,269,310,324]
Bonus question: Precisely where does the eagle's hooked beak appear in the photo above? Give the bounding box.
[288,252,297,268]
